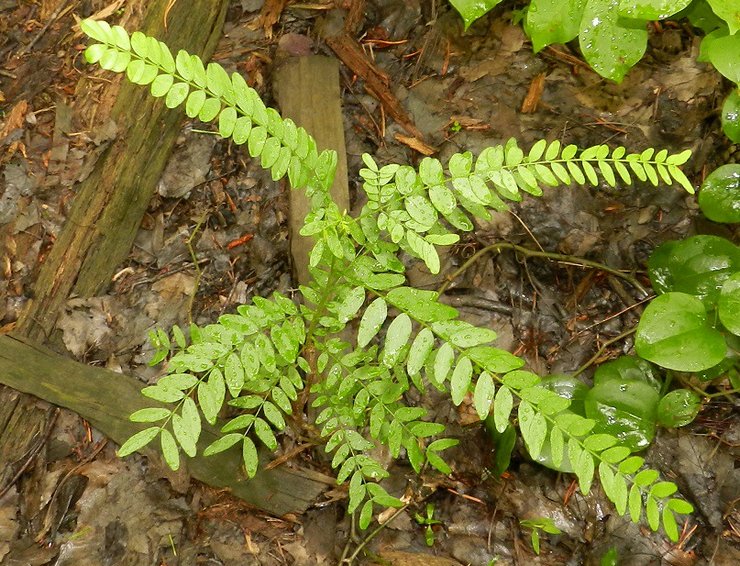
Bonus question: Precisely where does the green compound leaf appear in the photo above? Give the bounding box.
[387,287,457,324]
[160,429,180,470]
[407,328,435,377]
[382,313,412,368]
[474,371,495,419]
[493,385,513,433]
[203,433,242,456]
[657,389,702,428]
[618,0,691,20]
[721,90,740,143]
[357,298,387,348]
[117,426,159,457]
[579,0,648,83]
[242,437,259,478]
[450,356,473,406]
[130,408,170,423]
[433,342,455,386]
[719,273,740,335]
[518,400,548,460]
[635,292,727,372]
[648,235,740,307]
[698,164,740,224]
[525,0,585,53]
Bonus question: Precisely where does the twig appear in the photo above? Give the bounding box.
[342,503,411,564]
[437,241,649,298]
[185,212,209,323]
[18,2,73,57]
[572,327,637,377]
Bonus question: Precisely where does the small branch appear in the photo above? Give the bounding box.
[572,327,637,377]
[438,241,649,298]
[342,503,412,564]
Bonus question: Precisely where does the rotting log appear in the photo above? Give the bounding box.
[1,0,228,489]
[16,0,228,339]
[0,334,331,516]
[274,55,350,285]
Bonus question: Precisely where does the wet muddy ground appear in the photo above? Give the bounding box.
[1,1,738,564]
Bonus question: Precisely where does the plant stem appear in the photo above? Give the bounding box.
[342,503,411,564]
[437,241,649,298]
[572,327,637,377]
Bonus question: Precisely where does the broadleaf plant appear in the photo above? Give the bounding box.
[82,20,698,540]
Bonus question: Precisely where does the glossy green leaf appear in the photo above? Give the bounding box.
[242,437,259,478]
[474,371,495,419]
[585,378,659,451]
[160,429,180,470]
[433,342,455,386]
[707,0,740,35]
[721,90,740,142]
[698,164,740,224]
[449,0,504,30]
[357,298,387,348]
[648,235,740,306]
[594,355,661,393]
[719,273,740,335]
[407,328,435,376]
[519,400,548,459]
[628,483,642,522]
[707,32,740,83]
[254,417,278,451]
[618,0,691,20]
[635,292,727,372]
[382,314,412,367]
[525,0,585,52]
[491,385,512,433]
[117,426,159,457]
[129,408,170,422]
[203,433,242,456]
[450,356,473,405]
[657,389,701,428]
[579,0,648,83]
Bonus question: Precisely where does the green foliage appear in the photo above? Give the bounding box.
[520,517,562,555]
[414,503,444,546]
[450,0,740,140]
[698,164,740,223]
[81,20,699,541]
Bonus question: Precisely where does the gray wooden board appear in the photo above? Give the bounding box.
[274,55,350,285]
[0,334,331,516]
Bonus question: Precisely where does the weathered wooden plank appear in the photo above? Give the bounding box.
[1,0,228,491]
[16,0,229,340]
[274,55,350,285]
[0,334,330,515]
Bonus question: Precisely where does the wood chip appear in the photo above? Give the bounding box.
[520,72,545,114]
[394,133,437,156]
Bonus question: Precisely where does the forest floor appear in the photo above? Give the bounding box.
[0,0,738,565]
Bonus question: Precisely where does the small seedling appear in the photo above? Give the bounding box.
[414,503,443,546]
[519,517,562,555]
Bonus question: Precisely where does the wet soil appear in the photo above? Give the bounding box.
[1,1,738,565]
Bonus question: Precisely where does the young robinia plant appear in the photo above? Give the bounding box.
[81,19,698,540]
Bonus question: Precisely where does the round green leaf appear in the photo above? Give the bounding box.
[657,389,701,428]
[579,0,648,83]
[585,379,659,451]
[648,235,740,306]
[635,292,727,371]
[618,0,691,20]
[721,90,740,142]
[698,164,740,224]
[449,0,504,30]
[707,32,740,83]
[593,355,661,393]
[525,0,585,53]
[537,374,589,416]
[707,0,740,35]
[719,273,740,335]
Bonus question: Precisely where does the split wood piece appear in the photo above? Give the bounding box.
[0,334,332,516]
[274,55,350,285]
[325,32,424,140]
[0,0,227,489]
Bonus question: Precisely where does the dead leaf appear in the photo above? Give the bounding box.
[0,100,28,139]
